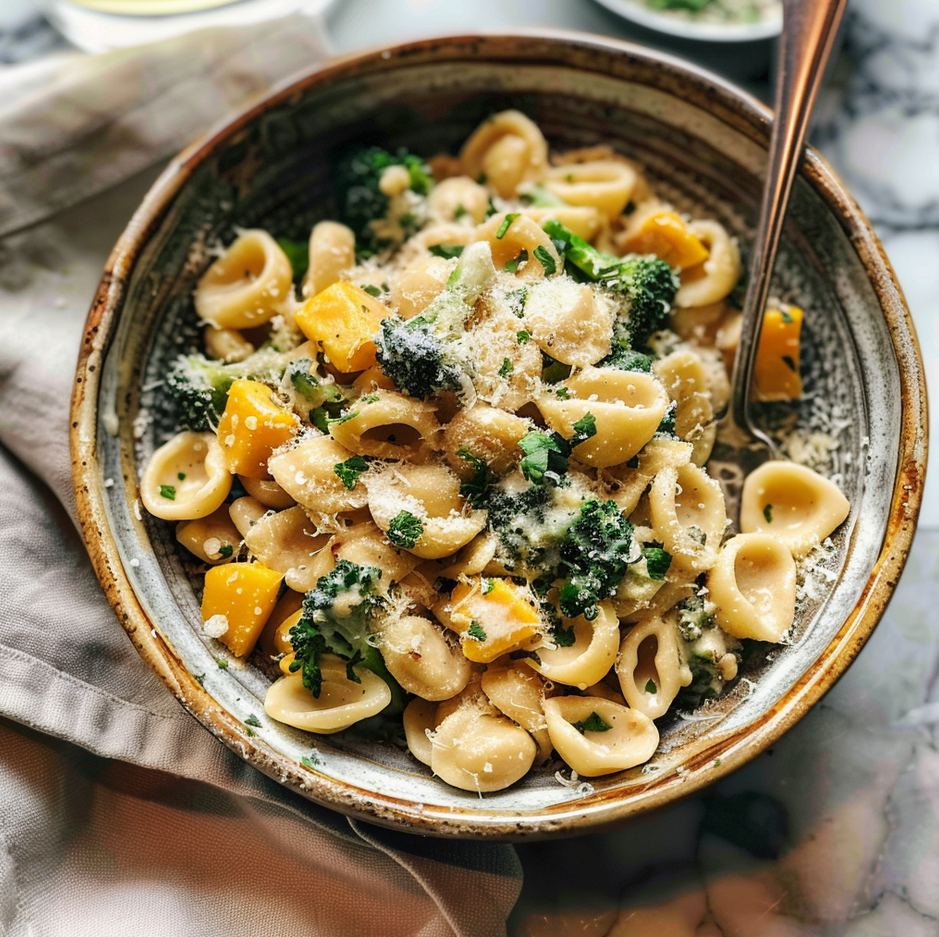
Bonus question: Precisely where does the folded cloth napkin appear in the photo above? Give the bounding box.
[0,19,521,937]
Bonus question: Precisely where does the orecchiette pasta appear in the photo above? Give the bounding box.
[194,229,294,329]
[142,110,850,795]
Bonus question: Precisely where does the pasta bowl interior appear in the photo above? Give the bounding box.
[71,32,925,838]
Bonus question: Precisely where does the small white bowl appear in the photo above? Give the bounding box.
[592,0,782,43]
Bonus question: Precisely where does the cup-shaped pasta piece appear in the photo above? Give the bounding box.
[264,659,391,734]
[674,219,742,308]
[389,254,453,320]
[332,521,422,585]
[379,614,472,701]
[228,495,269,537]
[430,706,537,792]
[653,349,716,465]
[648,462,726,572]
[707,533,797,642]
[443,404,531,479]
[140,431,232,521]
[615,615,692,720]
[439,531,498,579]
[302,220,356,298]
[524,601,620,691]
[268,435,369,516]
[194,229,293,329]
[238,474,296,509]
[481,661,553,763]
[203,325,253,363]
[601,437,693,516]
[439,577,543,664]
[521,277,613,367]
[328,390,440,460]
[427,176,491,224]
[470,304,543,410]
[175,504,240,564]
[539,367,669,468]
[365,462,487,560]
[740,461,850,557]
[473,212,560,280]
[242,505,331,593]
[542,160,638,219]
[543,696,659,777]
[460,110,548,198]
[403,697,439,767]
[518,205,603,243]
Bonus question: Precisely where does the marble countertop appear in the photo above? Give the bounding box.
[2,1,937,934]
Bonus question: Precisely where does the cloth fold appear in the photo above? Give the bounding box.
[0,21,522,937]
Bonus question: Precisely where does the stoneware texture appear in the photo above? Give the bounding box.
[70,31,925,839]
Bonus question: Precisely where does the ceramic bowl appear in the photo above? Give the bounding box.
[71,32,925,839]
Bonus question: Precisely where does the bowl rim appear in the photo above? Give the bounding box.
[590,0,782,43]
[70,29,927,839]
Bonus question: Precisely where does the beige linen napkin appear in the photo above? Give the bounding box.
[0,20,521,937]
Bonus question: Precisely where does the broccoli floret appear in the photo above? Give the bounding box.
[556,499,637,620]
[675,592,717,642]
[374,241,496,398]
[334,145,434,257]
[288,560,385,698]
[674,597,741,709]
[164,350,287,431]
[542,218,678,355]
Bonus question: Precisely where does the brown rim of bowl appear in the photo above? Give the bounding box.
[70,30,927,839]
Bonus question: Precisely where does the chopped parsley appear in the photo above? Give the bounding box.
[642,546,672,581]
[571,712,612,734]
[387,511,424,548]
[334,455,370,490]
[496,213,520,239]
[457,447,493,508]
[301,753,321,769]
[533,244,557,275]
[499,357,514,377]
[763,503,774,524]
[216,658,229,670]
[218,544,234,558]
[467,620,487,641]
[552,623,576,647]
[780,308,794,323]
[428,243,465,259]
[159,485,176,500]
[517,329,531,343]
[482,578,496,594]
[644,679,657,694]
[507,287,528,316]
[177,472,186,480]
[245,713,262,728]
[362,284,383,297]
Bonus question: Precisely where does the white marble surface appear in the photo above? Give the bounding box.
[2,1,938,934]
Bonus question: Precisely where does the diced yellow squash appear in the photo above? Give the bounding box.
[294,281,388,373]
[216,379,299,479]
[202,561,284,658]
[754,306,803,401]
[621,210,709,270]
[449,578,542,664]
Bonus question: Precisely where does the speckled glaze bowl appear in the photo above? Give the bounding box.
[71,32,926,839]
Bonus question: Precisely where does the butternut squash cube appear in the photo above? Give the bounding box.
[295,281,388,373]
[754,306,803,401]
[216,379,299,479]
[446,578,543,664]
[621,210,709,270]
[202,561,284,658]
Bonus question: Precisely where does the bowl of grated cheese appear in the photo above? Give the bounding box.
[71,31,925,838]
